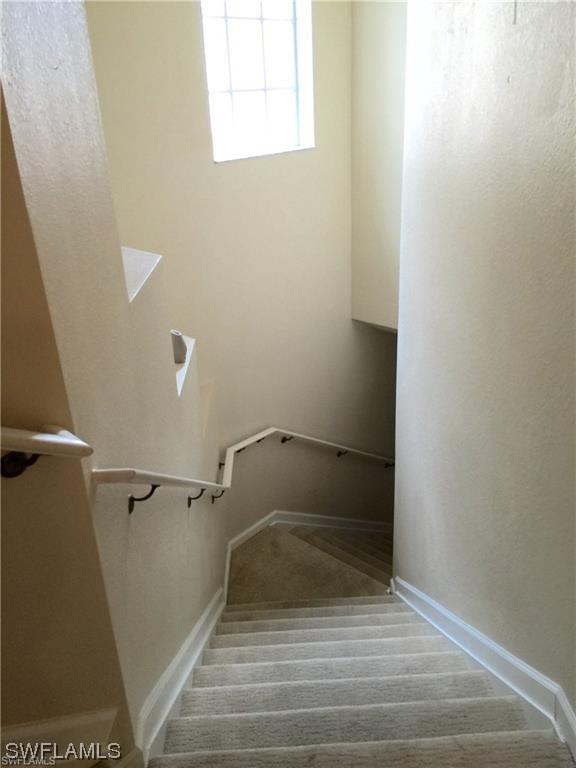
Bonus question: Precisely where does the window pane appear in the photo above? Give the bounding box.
[228,19,265,90]
[202,0,226,17]
[262,0,294,19]
[263,20,295,89]
[226,0,261,18]
[209,93,234,158]
[233,91,267,152]
[202,18,230,92]
[267,89,298,147]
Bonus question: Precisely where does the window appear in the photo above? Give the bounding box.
[201,0,314,162]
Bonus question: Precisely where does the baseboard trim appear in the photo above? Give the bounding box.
[556,688,576,758]
[392,576,576,756]
[224,509,391,602]
[271,510,392,533]
[136,588,225,759]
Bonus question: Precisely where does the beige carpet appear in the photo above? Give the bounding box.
[151,525,575,767]
[226,526,390,605]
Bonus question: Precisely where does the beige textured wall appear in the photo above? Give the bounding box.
[1,99,135,753]
[86,0,395,457]
[351,0,406,331]
[83,2,396,718]
[395,1,575,702]
[3,0,396,741]
[2,0,220,738]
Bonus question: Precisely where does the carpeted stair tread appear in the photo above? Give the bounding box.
[156,528,572,767]
[180,670,495,716]
[165,696,526,752]
[220,601,409,623]
[151,730,576,768]
[203,632,449,665]
[210,621,433,649]
[307,529,394,570]
[337,529,394,554]
[225,594,399,611]
[337,532,394,560]
[341,527,394,546]
[216,610,423,635]
[192,650,471,687]
[289,528,391,584]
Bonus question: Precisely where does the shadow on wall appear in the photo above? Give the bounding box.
[1,98,134,753]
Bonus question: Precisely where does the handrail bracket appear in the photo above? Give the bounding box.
[187,488,205,507]
[129,484,160,514]
[1,451,40,478]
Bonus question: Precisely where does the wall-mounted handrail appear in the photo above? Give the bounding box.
[1,425,93,478]
[92,427,394,513]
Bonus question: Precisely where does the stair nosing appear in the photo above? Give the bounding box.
[196,649,467,673]
[212,620,431,646]
[225,595,399,611]
[184,669,491,696]
[205,630,443,655]
[152,729,564,764]
[216,610,420,633]
[170,694,522,724]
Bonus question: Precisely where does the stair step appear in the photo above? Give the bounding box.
[309,529,393,570]
[210,622,432,649]
[337,529,394,555]
[216,610,422,635]
[289,528,391,584]
[181,670,494,716]
[193,650,470,687]
[202,634,450,665]
[225,594,399,612]
[221,601,408,623]
[165,696,525,753]
[151,730,575,768]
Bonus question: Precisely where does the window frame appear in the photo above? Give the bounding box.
[200,0,315,163]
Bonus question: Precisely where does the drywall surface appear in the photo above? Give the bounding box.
[2,0,222,736]
[3,0,396,741]
[351,1,406,331]
[86,0,395,458]
[83,0,396,723]
[1,98,135,754]
[395,2,575,703]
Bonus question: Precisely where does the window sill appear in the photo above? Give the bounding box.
[213,142,315,164]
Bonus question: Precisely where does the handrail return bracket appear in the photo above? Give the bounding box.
[1,451,40,479]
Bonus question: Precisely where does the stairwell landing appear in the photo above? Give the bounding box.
[150,524,575,767]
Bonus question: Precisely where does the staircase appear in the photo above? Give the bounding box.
[151,526,574,767]
[288,526,393,585]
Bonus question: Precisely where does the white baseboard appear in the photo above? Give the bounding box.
[556,688,576,758]
[392,576,576,757]
[224,509,391,602]
[136,588,225,759]
[271,509,392,533]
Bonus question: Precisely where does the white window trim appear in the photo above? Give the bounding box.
[202,0,315,163]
